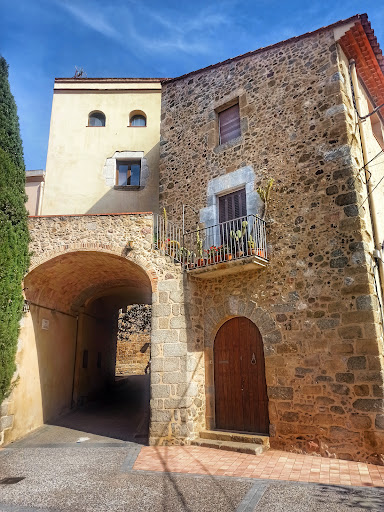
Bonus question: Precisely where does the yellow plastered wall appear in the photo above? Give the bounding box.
[5,307,77,443]
[42,80,161,215]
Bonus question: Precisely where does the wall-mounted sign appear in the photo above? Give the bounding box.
[42,319,49,330]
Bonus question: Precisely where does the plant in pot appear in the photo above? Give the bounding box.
[223,245,233,261]
[196,228,205,267]
[216,245,224,262]
[230,220,248,257]
[255,177,274,258]
[182,248,195,268]
[167,239,180,261]
[205,246,218,264]
[247,235,256,255]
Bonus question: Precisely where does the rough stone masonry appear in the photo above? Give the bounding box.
[159,25,384,463]
[116,304,151,376]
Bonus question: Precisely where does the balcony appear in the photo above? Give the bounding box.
[153,214,268,279]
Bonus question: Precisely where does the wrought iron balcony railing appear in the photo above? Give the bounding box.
[153,214,184,263]
[153,214,268,270]
[182,214,267,269]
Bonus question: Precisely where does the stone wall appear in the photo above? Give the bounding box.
[116,304,151,376]
[1,212,209,446]
[159,27,384,463]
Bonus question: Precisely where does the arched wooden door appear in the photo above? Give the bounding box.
[214,317,269,434]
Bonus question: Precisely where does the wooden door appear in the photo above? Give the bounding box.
[214,317,269,434]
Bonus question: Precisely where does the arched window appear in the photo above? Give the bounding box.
[130,114,146,127]
[129,110,147,127]
[88,111,106,127]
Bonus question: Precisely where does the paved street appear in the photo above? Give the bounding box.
[1,379,384,511]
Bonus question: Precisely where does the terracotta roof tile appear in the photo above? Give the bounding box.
[163,13,382,85]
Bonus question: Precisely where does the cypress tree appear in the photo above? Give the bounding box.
[0,56,29,405]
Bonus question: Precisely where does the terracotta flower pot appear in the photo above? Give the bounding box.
[247,248,256,255]
[225,254,233,261]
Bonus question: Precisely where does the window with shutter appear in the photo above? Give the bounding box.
[218,103,241,144]
[219,188,247,223]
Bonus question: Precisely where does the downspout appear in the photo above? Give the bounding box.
[349,59,384,324]
[37,181,45,215]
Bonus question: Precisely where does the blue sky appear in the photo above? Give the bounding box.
[2,0,384,170]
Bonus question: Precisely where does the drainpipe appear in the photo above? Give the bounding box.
[37,181,45,216]
[349,59,384,321]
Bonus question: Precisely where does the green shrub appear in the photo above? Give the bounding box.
[0,56,29,405]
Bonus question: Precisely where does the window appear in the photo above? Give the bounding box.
[116,160,141,186]
[88,111,105,127]
[219,188,247,223]
[130,115,146,127]
[218,103,241,144]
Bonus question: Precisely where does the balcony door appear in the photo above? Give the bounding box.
[218,189,247,246]
[219,188,246,223]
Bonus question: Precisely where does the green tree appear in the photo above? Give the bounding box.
[0,56,29,405]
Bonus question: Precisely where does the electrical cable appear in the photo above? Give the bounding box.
[360,172,384,206]
[355,148,384,184]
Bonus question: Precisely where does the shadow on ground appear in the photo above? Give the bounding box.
[8,375,150,448]
[52,374,150,443]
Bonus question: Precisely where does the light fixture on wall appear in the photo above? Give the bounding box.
[123,240,134,257]
[23,300,30,313]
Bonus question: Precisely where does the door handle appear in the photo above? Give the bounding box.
[251,353,256,365]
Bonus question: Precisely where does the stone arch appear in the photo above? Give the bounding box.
[203,299,279,431]
[28,242,159,292]
[16,247,156,442]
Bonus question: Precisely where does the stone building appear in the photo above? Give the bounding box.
[2,13,384,464]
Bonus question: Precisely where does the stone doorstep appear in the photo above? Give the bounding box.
[191,430,270,455]
[200,429,270,446]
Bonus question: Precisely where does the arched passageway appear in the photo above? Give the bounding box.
[16,251,153,442]
[214,317,269,434]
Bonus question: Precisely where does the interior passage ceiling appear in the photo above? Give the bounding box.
[24,251,152,313]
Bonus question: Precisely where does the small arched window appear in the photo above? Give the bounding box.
[88,111,106,127]
[130,112,146,127]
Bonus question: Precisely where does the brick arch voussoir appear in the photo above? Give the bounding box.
[28,242,159,292]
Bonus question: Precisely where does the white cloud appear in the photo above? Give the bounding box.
[52,0,231,57]
[53,0,119,41]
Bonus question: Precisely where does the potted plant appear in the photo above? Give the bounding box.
[223,246,233,261]
[167,239,180,261]
[255,177,274,259]
[230,220,248,258]
[247,235,256,255]
[196,228,205,267]
[205,245,216,265]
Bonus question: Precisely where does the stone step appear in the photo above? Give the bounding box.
[190,437,268,455]
[199,430,270,447]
